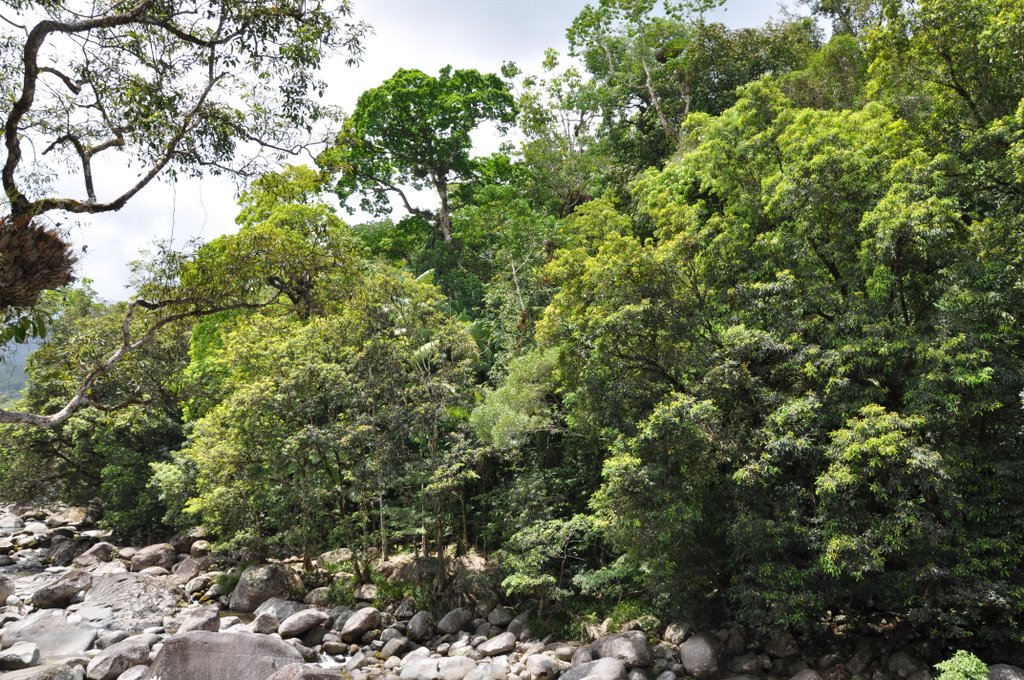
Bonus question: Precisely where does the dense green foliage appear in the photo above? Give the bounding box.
[3,0,1024,662]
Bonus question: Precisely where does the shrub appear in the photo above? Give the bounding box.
[934,651,988,680]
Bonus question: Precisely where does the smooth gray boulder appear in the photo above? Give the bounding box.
[680,633,721,680]
[228,564,303,612]
[990,666,1024,680]
[169,556,211,585]
[81,542,116,562]
[438,657,479,680]
[526,654,560,680]
[141,630,303,680]
[380,636,413,658]
[339,606,381,642]
[176,605,220,634]
[0,642,40,670]
[86,635,158,680]
[468,662,509,680]
[477,632,517,656]
[507,612,531,640]
[1,609,97,657]
[487,606,515,627]
[251,612,280,635]
[400,657,478,680]
[562,658,628,680]
[129,544,176,572]
[279,609,330,638]
[255,597,306,622]
[408,610,436,641]
[438,608,472,635]
[116,667,149,680]
[790,670,820,680]
[401,658,440,680]
[592,631,653,668]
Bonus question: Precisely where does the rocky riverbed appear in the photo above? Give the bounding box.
[0,506,1021,680]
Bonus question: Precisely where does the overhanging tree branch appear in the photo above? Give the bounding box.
[0,293,281,427]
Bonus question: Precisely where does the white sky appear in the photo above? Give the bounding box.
[65,0,800,301]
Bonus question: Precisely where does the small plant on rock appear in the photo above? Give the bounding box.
[935,651,988,680]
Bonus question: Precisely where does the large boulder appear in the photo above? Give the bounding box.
[47,536,99,567]
[169,556,212,585]
[477,632,517,657]
[592,631,653,668]
[85,634,158,680]
[680,633,721,680]
[266,665,344,680]
[525,654,560,680]
[0,574,15,601]
[141,631,303,680]
[487,606,515,627]
[562,658,628,680]
[339,606,381,642]
[47,506,90,527]
[30,569,92,609]
[118,667,149,680]
[437,608,472,635]
[0,511,24,528]
[507,612,531,641]
[254,597,306,622]
[0,642,40,670]
[990,666,1024,680]
[400,657,478,680]
[0,609,97,657]
[408,610,436,641]
[467,663,509,680]
[80,542,116,562]
[176,605,220,634]
[228,564,303,612]
[279,609,330,638]
[381,636,414,659]
[129,543,176,572]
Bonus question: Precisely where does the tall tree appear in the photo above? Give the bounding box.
[319,66,516,244]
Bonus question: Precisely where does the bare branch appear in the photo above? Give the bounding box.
[3,0,158,216]
[0,11,26,31]
[25,65,225,216]
[38,67,83,94]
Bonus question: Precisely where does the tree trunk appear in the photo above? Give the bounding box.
[435,175,453,243]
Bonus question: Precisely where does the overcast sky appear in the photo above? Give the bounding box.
[68,0,800,301]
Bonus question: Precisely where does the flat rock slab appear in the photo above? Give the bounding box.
[83,573,180,632]
[266,664,344,680]
[141,630,304,680]
[1,659,88,680]
[0,609,98,657]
